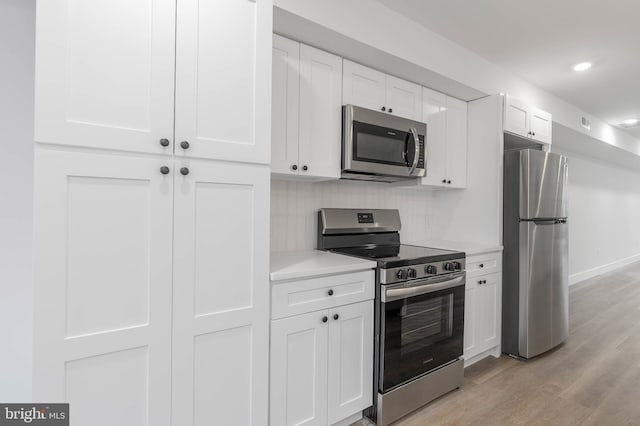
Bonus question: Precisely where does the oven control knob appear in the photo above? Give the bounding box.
[443,262,454,271]
[425,265,437,275]
[407,268,416,278]
[452,261,462,270]
[396,269,407,280]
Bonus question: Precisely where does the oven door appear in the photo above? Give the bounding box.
[343,105,425,178]
[379,272,465,392]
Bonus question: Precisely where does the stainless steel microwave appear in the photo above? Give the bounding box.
[342,105,426,182]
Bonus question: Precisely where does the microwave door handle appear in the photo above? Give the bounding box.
[408,127,420,174]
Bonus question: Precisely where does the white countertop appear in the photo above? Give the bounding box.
[270,250,376,282]
[406,239,503,256]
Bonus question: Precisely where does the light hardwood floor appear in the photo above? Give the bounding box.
[365,261,640,425]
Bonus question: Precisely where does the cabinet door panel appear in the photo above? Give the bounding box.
[530,107,553,144]
[463,288,477,359]
[175,0,272,163]
[386,75,422,121]
[421,87,447,187]
[34,0,176,154]
[298,45,342,179]
[33,149,173,425]
[476,274,500,352]
[271,35,300,175]
[503,95,529,138]
[342,60,386,112]
[172,160,269,426]
[445,97,468,188]
[271,312,329,426]
[328,301,374,424]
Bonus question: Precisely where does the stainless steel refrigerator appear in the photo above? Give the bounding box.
[503,149,569,359]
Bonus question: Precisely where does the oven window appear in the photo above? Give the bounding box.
[400,294,452,355]
[381,286,464,392]
[353,121,408,166]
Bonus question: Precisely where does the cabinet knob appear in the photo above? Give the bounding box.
[479,263,484,268]
[333,314,339,320]
[447,180,452,184]
[389,108,393,113]
[532,132,536,136]
[442,179,447,183]
[160,166,170,175]
[159,138,170,147]
[381,106,386,112]
[292,164,298,171]
[327,289,334,296]
[180,167,190,176]
[322,316,328,323]
[180,141,190,150]
[478,280,483,285]
[302,165,308,171]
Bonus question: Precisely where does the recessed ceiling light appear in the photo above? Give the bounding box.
[573,62,592,72]
[623,118,639,127]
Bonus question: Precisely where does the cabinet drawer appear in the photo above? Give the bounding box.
[271,270,375,319]
[466,252,502,278]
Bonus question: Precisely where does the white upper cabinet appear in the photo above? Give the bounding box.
[343,60,422,121]
[503,94,552,144]
[415,87,468,189]
[342,60,386,113]
[271,35,300,175]
[298,45,342,179]
[271,36,342,180]
[34,0,176,154]
[35,0,273,164]
[385,75,422,121]
[174,0,272,163]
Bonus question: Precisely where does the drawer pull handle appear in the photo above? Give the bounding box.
[333,314,339,320]
[322,316,328,323]
[327,289,334,296]
[478,280,487,285]
[479,264,484,268]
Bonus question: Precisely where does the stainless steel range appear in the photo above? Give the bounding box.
[317,208,466,426]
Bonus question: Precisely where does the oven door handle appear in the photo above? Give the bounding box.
[408,127,420,175]
[383,274,465,302]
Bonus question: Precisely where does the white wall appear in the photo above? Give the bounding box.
[270,180,435,252]
[274,0,640,156]
[0,0,35,401]
[553,147,640,283]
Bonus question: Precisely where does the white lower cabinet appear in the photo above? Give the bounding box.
[33,149,270,426]
[463,250,502,366]
[270,272,374,426]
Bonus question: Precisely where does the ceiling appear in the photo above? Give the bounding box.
[377,0,640,138]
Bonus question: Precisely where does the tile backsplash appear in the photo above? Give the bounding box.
[270,179,435,252]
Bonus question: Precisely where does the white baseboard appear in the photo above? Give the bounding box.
[569,253,640,286]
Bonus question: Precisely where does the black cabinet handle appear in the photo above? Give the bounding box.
[180,167,190,176]
[532,132,536,136]
[322,316,328,323]
[389,108,393,113]
[292,164,298,171]
[180,141,190,150]
[327,289,334,296]
[302,165,308,171]
[160,166,170,175]
[479,264,484,268]
[442,179,447,183]
[333,314,339,320]
[447,180,452,184]
[160,138,170,147]
[381,106,386,112]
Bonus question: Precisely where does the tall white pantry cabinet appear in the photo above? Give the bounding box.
[32,1,272,426]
